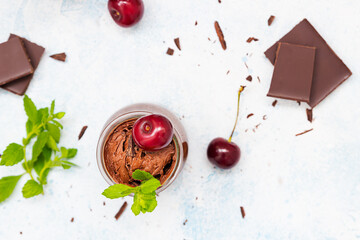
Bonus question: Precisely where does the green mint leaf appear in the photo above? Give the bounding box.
[61,160,78,169]
[102,184,136,199]
[37,107,49,124]
[46,123,60,143]
[60,147,68,157]
[54,112,65,119]
[131,192,157,215]
[131,194,141,216]
[50,100,55,115]
[32,132,49,161]
[0,175,23,203]
[51,120,63,129]
[22,180,43,198]
[46,135,59,151]
[132,170,154,181]
[26,119,33,135]
[67,148,77,158]
[139,178,161,194]
[33,147,52,176]
[23,95,38,124]
[0,143,24,166]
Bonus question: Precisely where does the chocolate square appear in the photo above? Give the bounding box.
[0,37,33,86]
[265,19,352,107]
[267,43,315,102]
[1,34,45,95]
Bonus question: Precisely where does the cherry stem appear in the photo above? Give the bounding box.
[228,86,245,143]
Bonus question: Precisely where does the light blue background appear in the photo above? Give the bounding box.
[0,0,359,239]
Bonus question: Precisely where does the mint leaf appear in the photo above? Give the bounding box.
[131,194,141,215]
[46,135,59,151]
[61,160,78,169]
[0,175,23,203]
[50,100,55,115]
[132,169,153,181]
[33,147,52,176]
[23,95,38,124]
[140,178,161,194]
[32,132,49,161]
[102,184,136,199]
[47,123,60,143]
[26,119,33,135]
[55,112,65,119]
[37,108,49,124]
[22,180,43,198]
[52,120,63,129]
[67,149,77,158]
[0,143,24,166]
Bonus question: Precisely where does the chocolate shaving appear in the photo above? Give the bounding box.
[263,115,267,120]
[214,21,227,50]
[257,76,261,82]
[246,37,259,43]
[306,109,313,123]
[115,202,128,220]
[255,123,261,129]
[195,21,198,26]
[70,217,74,222]
[103,202,106,206]
[268,15,275,26]
[246,75,252,82]
[272,100,278,107]
[244,62,249,69]
[183,219,188,225]
[20,232,22,235]
[226,70,230,75]
[174,38,181,51]
[240,206,246,218]
[78,126,88,140]
[166,48,174,56]
[295,128,313,136]
[50,53,66,62]
[247,113,254,118]
[218,0,221,3]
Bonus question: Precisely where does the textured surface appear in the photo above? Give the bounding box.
[0,0,359,239]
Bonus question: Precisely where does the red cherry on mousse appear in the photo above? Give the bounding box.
[207,86,245,169]
[108,0,144,28]
[132,114,174,151]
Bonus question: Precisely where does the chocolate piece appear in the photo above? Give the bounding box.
[247,113,254,118]
[214,21,226,50]
[306,108,313,123]
[257,76,261,82]
[0,37,33,86]
[295,128,313,136]
[272,100,278,107]
[267,43,316,102]
[104,119,177,187]
[70,218,74,222]
[166,48,174,55]
[174,38,181,51]
[103,202,106,206]
[115,202,128,220]
[50,52,66,62]
[183,219,188,225]
[246,37,258,43]
[246,75,252,82]
[240,206,246,218]
[263,115,267,120]
[265,19,352,107]
[195,21,198,26]
[78,126,88,140]
[2,34,45,95]
[268,15,275,26]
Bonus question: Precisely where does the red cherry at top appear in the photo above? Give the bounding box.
[108,0,144,28]
[132,114,174,151]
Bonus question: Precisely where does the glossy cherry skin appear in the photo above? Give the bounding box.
[207,138,241,169]
[132,114,174,151]
[108,0,144,28]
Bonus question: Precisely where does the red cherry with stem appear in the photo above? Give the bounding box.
[132,114,174,151]
[108,0,144,28]
[207,86,245,169]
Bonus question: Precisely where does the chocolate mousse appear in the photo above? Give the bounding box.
[103,118,177,187]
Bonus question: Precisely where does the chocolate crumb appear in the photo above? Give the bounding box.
[255,123,261,129]
[295,128,313,136]
[268,15,275,26]
[263,115,267,120]
[218,0,221,3]
[272,100,278,107]
[226,70,230,75]
[20,232,22,235]
[115,202,128,220]
[208,37,211,41]
[297,101,301,106]
[183,219,188,225]
[195,197,198,200]
[50,53,66,62]
[246,75,252,82]
[240,206,246,218]
[247,113,254,118]
[70,217,74,222]
[166,48,174,56]
[174,38,181,51]
[195,21,198,26]
[257,76,261,82]
[103,202,106,206]
[214,21,227,50]
[246,37,259,43]
[306,109,313,123]
[244,62,249,69]
[78,126,88,140]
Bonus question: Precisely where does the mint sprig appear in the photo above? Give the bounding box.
[102,170,161,216]
[0,95,78,203]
